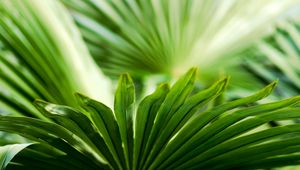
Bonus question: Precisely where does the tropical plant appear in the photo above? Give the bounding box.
[62,0,298,79]
[1,0,300,169]
[0,0,113,120]
[2,69,300,170]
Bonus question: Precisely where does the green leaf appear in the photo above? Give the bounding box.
[76,93,124,169]
[114,73,135,169]
[140,68,197,168]
[0,116,106,169]
[133,83,170,170]
[150,80,278,169]
[62,0,296,78]
[0,143,31,170]
[1,69,300,169]
[0,0,113,120]
[144,76,228,168]
[34,100,117,169]
[159,97,300,169]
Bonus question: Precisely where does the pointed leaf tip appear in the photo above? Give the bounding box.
[217,77,230,92]
[187,67,198,77]
[33,99,50,109]
[119,73,133,83]
[116,73,135,98]
[271,80,279,87]
[264,80,278,94]
[75,92,90,104]
[219,76,230,85]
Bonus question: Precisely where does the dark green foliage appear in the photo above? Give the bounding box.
[1,68,300,169]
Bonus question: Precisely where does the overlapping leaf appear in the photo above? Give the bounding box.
[0,143,31,170]
[1,69,300,169]
[0,0,112,119]
[62,0,298,78]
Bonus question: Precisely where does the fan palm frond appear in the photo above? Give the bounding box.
[62,0,298,78]
[1,68,300,169]
[0,0,113,118]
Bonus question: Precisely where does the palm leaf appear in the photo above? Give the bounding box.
[0,143,32,170]
[1,68,300,169]
[0,0,113,119]
[243,17,300,98]
[62,0,297,78]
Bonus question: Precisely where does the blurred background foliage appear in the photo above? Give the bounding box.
[60,0,300,99]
